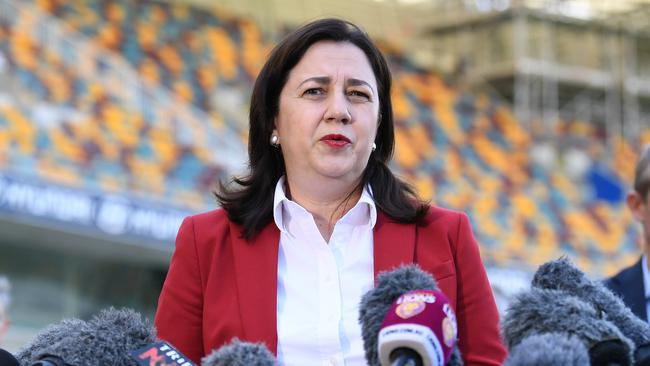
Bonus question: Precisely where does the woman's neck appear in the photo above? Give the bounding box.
[285,177,362,243]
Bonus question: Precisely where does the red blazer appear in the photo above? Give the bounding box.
[155,206,507,365]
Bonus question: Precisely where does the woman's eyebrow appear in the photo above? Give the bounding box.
[297,76,373,90]
[298,76,330,88]
[346,78,373,91]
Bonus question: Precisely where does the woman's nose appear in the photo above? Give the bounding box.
[324,92,351,124]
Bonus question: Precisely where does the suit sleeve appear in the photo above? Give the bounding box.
[454,213,508,365]
[154,217,205,364]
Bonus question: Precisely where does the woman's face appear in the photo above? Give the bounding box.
[273,40,380,188]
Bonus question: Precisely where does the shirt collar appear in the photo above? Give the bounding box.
[642,254,650,300]
[272,176,377,233]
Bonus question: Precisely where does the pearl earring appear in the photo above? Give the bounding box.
[270,134,280,147]
[372,143,377,152]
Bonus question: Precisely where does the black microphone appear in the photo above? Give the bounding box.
[201,338,276,366]
[16,307,156,366]
[532,257,650,365]
[358,264,463,366]
[503,332,589,366]
[502,287,633,366]
[0,348,19,366]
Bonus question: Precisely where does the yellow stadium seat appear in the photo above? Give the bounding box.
[106,2,126,24]
[37,157,81,187]
[50,127,85,163]
[240,20,265,78]
[207,28,238,80]
[394,126,420,170]
[149,4,168,24]
[413,174,434,201]
[197,64,219,91]
[173,80,193,104]
[126,155,165,195]
[159,45,184,77]
[5,106,35,155]
[96,24,122,51]
[148,127,179,172]
[390,82,411,121]
[136,21,158,52]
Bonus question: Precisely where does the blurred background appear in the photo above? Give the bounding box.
[0,0,648,352]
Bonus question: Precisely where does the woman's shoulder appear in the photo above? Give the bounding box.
[181,207,232,236]
[419,204,468,227]
[186,207,229,223]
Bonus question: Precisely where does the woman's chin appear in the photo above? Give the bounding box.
[313,165,363,183]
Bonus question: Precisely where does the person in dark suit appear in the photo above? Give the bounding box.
[605,145,650,322]
[154,18,506,365]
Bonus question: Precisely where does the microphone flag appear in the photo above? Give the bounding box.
[130,341,196,366]
[378,289,458,366]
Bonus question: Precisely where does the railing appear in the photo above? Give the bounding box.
[0,0,247,173]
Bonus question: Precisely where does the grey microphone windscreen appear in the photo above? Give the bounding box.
[17,307,156,366]
[201,338,275,366]
[502,287,633,365]
[504,333,589,366]
[533,257,650,349]
[16,318,87,364]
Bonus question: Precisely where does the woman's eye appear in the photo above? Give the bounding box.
[349,90,370,100]
[303,88,324,96]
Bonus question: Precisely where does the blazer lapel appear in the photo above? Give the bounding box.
[230,221,280,354]
[373,211,416,279]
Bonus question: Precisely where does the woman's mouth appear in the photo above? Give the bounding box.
[320,134,351,148]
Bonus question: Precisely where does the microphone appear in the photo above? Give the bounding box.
[16,318,87,364]
[16,307,156,366]
[503,333,589,366]
[378,289,458,366]
[532,257,650,365]
[502,287,633,366]
[201,338,276,366]
[0,348,19,366]
[358,264,462,366]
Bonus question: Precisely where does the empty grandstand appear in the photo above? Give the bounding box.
[0,0,647,351]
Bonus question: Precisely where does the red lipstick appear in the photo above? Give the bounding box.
[320,134,351,148]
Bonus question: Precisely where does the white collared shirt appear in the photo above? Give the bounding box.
[273,176,377,366]
[642,254,650,322]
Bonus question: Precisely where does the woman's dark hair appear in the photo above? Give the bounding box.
[216,18,428,240]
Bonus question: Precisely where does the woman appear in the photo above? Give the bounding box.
[155,18,506,365]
